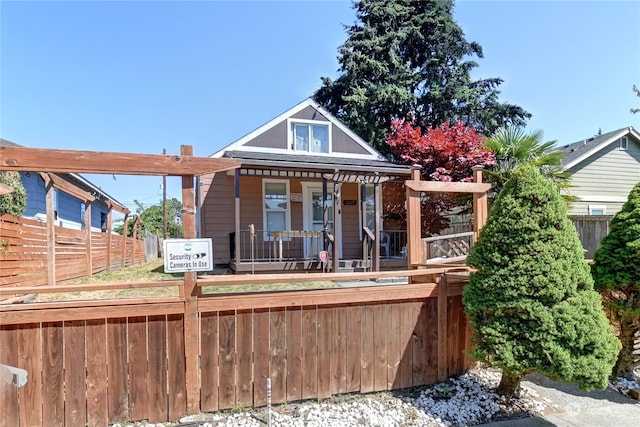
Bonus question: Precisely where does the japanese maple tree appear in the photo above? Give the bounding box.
[386,120,495,234]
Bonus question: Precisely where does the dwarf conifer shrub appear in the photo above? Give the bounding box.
[592,181,640,378]
[463,164,620,396]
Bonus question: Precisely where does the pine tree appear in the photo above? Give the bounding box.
[314,0,530,153]
[591,182,640,378]
[463,165,620,396]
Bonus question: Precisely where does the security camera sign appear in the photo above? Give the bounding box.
[163,238,213,273]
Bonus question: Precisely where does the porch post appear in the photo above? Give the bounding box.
[234,168,241,265]
[332,181,341,272]
[360,181,368,271]
[373,181,382,271]
[322,177,328,251]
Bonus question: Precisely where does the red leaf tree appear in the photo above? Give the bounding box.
[386,120,495,234]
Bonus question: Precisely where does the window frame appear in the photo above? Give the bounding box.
[588,204,607,216]
[287,118,332,154]
[620,136,629,151]
[262,179,291,241]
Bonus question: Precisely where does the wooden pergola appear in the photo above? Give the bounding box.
[1,144,241,413]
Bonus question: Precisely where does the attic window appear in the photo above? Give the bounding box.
[289,120,330,154]
[620,136,628,150]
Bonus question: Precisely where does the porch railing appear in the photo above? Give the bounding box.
[235,229,328,262]
[423,231,474,262]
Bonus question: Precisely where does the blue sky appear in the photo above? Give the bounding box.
[2,0,639,212]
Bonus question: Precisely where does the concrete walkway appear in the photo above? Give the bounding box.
[479,374,640,427]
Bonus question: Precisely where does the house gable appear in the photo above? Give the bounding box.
[212,98,381,160]
[559,126,640,216]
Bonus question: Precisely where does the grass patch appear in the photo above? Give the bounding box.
[33,259,339,302]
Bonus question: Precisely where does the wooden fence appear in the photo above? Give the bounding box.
[0,269,471,426]
[0,214,145,288]
[570,215,612,259]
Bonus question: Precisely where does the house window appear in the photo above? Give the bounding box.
[620,136,628,151]
[588,205,606,216]
[290,120,330,153]
[263,180,290,240]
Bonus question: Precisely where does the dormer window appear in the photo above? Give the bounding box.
[289,119,331,154]
[620,136,628,151]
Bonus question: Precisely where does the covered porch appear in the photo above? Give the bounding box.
[225,165,410,273]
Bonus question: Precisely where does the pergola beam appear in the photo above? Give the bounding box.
[405,180,491,194]
[1,146,241,176]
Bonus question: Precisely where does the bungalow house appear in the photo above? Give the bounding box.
[558,126,640,217]
[0,138,128,231]
[198,98,412,272]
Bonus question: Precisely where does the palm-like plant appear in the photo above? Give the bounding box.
[484,127,572,200]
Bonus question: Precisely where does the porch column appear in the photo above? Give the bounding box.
[322,177,328,251]
[360,181,369,271]
[332,181,341,272]
[373,181,382,272]
[234,168,241,265]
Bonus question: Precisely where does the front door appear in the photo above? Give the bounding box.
[302,183,342,258]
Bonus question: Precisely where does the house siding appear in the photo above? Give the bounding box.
[201,172,236,266]
[240,105,371,157]
[244,121,288,149]
[201,173,406,265]
[566,137,640,216]
[21,172,47,218]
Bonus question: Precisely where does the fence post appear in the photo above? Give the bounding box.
[406,165,423,269]
[43,174,56,285]
[437,273,448,381]
[181,145,200,414]
[85,202,92,276]
[472,166,487,244]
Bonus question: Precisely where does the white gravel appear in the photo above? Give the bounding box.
[111,368,639,427]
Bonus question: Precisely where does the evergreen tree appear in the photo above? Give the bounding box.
[0,171,27,217]
[463,165,620,396]
[591,182,640,378]
[314,0,530,153]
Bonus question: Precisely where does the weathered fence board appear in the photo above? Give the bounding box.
[570,215,612,259]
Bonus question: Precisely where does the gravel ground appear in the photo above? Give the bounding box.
[110,368,639,427]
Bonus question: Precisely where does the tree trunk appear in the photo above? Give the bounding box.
[497,371,523,397]
[614,314,639,379]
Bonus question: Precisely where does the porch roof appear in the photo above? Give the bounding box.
[222,150,412,176]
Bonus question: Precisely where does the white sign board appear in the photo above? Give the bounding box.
[163,238,213,273]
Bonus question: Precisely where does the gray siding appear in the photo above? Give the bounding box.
[566,137,640,216]
[244,121,288,149]
[332,125,371,155]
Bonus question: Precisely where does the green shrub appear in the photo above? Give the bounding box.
[0,171,27,216]
[463,164,620,396]
[591,181,640,378]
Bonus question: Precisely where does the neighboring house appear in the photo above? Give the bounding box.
[0,138,127,231]
[558,126,640,217]
[199,98,412,272]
